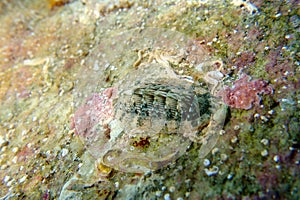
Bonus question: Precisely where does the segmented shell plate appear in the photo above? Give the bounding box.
[115,79,211,137]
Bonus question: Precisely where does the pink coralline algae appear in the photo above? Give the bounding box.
[72,87,117,138]
[219,74,273,110]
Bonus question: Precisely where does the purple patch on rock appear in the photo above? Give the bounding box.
[72,87,117,138]
[219,74,273,110]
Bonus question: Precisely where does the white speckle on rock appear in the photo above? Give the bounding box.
[219,130,226,135]
[27,143,33,148]
[155,191,162,197]
[78,163,83,168]
[6,179,14,187]
[203,159,211,167]
[12,156,18,164]
[275,13,282,18]
[260,139,269,146]
[32,116,37,122]
[231,0,258,14]
[261,149,268,157]
[204,166,219,176]
[254,113,260,118]
[234,125,240,130]
[260,115,268,122]
[12,147,19,153]
[169,186,175,193]
[19,175,27,183]
[164,193,171,200]
[289,146,296,151]
[0,135,5,146]
[273,155,280,163]
[8,124,14,129]
[45,150,52,157]
[227,173,234,180]
[231,136,238,144]
[185,192,190,198]
[61,148,69,157]
[21,130,27,136]
[211,147,219,155]
[231,65,237,70]
[3,176,10,183]
[220,153,228,161]
[1,164,8,170]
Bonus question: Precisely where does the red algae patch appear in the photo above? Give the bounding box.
[73,87,117,139]
[219,74,273,110]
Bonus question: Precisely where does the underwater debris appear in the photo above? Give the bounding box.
[219,74,273,110]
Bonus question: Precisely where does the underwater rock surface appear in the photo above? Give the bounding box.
[0,0,299,199]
